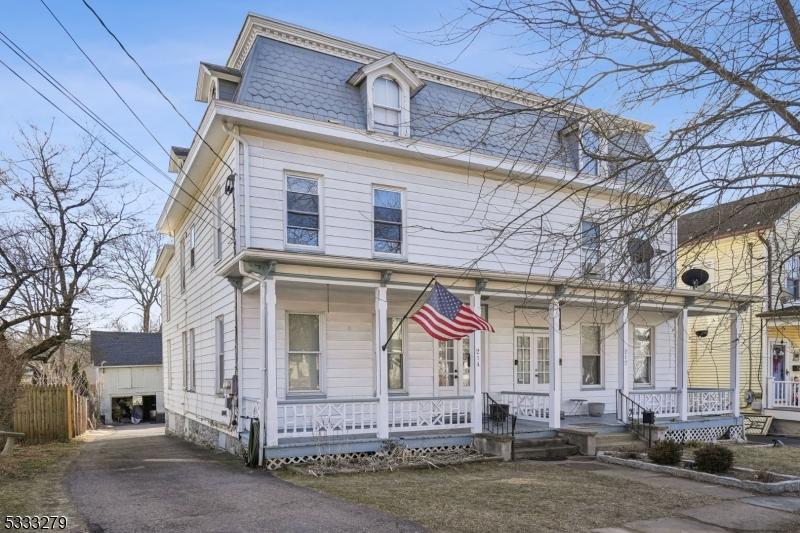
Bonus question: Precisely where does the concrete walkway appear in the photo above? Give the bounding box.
[572,461,800,532]
[67,425,420,532]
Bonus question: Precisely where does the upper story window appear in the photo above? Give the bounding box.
[580,219,603,276]
[164,276,171,322]
[189,225,197,269]
[373,188,403,255]
[179,235,186,292]
[582,129,601,176]
[373,77,401,135]
[629,232,653,281]
[286,175,320,247]
[785,255,800,300]
[563,126,606,176]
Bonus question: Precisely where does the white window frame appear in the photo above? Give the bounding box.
[188,328,196,392]
[167,339,173,390]
[632,325,655,388]
[215,189,223,262]
[580,323,604,389]
[189,224,197,270]
[630,231,653,282]
[285,312,326,395]
[386,316,408,393]
[284,172,324,251]
[434,337,472,395]
[182,331,189,391]
[372,186,406,258]
[215,315,225,393]
[179,235,186,292]
[372,76,401,135]
[164,276,171,323]
[580,219,603,276]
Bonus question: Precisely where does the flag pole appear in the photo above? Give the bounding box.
[381,275,437,351]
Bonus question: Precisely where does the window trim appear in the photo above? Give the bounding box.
[215,315,225,394]
[386,316,408,393]
[181,331,189,391]
[164,275,171,322]
[372,185,406,259]
[167,339,173,390]
[580,218,603,276]
[372,76,402,135]
[285,312,326,396]
[189,224,197,270]
[187,328,196,392]
[179,235,186,292]
[283,172,324,252]
[580,323,604,390]
[632,324,655,389]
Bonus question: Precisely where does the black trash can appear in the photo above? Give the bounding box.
[490,403,510,422]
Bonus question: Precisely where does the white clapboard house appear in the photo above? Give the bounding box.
[153,14,751,467]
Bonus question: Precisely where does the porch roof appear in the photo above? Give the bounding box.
[218,249,755,316]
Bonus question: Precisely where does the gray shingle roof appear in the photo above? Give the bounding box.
[678,187,800,245]
[90,331,162,366]
[234,37,664,188]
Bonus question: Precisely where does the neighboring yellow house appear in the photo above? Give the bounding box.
[678,188,800,434]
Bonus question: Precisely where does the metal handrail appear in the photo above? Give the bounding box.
[483,392,516,439]
[616,389,655,447]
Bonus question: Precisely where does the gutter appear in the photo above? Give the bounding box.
[223,122,251,250]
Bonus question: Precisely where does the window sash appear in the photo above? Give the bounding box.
[287,314,322,392]
[167,339,173,390]
[582,130,600,175]
[179,237,186,291]
[286,177,320,247]
[216,316,225,392]
[182,331,188,390]
[288,352,321,392]
[580,325,602,387]
[373,189,403,254]
[189,225,196,269]
[373,77,400,109]
[188,329,196,391]
[164,277,171,322]
[633,326,653,386]
[387,317,404,391]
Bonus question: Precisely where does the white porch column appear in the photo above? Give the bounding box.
[763,318,772,409]
[677,307,689,421]
[470,292,483,434]
[261,278,279,457]
[375,286,389,439]
[618,304,631,395]
[731,311,742,417]
[549,299,562,429]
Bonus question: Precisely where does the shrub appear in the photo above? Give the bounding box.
[647,440,683,465]
[693,444,734,473]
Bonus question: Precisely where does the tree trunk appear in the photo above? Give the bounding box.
[142,304,151,333]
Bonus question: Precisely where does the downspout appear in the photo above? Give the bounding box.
[757,232,773,310]
[756,231,772,401]
[239,260,266,467]
[223,122,251,250]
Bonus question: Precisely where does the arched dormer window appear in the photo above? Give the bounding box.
[373,77,401,135]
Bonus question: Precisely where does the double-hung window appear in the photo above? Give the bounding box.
[215,316,225,393]
[580,219,602,274]
[581,325,603,387]
[179,236,186,292]
[786,256,800,300]
[189,225,197,269]
[633,326,653,386]
[287,314,322,393]
[387,317,404,391]
[373,77,400,135]
[188,328,196,391]
[164,277,171,322]
[582,129,600,175]
[182,331,189,390]
[286,176,320,247]
[167,339,173,390]
[373,188,403,255]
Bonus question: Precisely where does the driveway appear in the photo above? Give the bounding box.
[67,425,420,532]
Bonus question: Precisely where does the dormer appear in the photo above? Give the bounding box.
[347,54,424,138]
[559,121,609,177]
[168,146,189,173]
[195,62,242,103]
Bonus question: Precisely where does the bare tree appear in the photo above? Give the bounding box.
[104,231,161,333]
[0,125,134,433]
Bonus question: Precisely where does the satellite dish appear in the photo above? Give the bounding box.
[681,268,709,288]
[628,238,655,264]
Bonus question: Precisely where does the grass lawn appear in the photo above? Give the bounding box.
[0,441,80,515]
[277,461,719,532]
[728,444,800,476]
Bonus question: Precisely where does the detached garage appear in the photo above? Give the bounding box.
[90,331,163,425]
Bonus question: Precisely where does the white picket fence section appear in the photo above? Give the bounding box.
[388,396,472,431]
[688,388,733,415]
[629,390,680,417]
[769,381,800,408]
[499,391,550,421]
[277,399,378,437]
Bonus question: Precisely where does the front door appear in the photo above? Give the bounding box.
[514,330,549,393]
[437,337,471,395]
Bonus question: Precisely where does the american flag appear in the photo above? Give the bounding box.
[411,282,494,341]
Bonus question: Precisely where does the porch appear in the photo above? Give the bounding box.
[232,263,747,463]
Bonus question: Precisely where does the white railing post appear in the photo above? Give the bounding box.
[549,298,562,429]
[677,307,689,421]
[730,311,741,418]
[470,291,483,434]
[262,278,279,454]
[766,377,774,408]
[375,286,389,439]
[618,303,630,396]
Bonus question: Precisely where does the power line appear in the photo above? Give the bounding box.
[38,0,223,225]
[0,31,218,232]
[80,0,236,177]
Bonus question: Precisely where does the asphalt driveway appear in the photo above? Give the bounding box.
[66,425,420,532]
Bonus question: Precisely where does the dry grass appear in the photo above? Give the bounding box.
[277,460,719,532]
[0,441,80,515]
[729,444,800,476]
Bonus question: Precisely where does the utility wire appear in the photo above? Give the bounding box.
[0,31,218,232]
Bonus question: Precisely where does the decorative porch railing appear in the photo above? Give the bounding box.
[277,398,378,437]
[388,396,472,432]
[769,381,800,408]
[499,391,550,421]
[627,390,679,417]
[688,388,733,415]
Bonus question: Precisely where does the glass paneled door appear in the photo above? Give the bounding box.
[437,337,471,395]
[514,330,549,393]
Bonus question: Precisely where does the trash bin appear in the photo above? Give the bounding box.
[587,402,605,417]
[490,403,509,422]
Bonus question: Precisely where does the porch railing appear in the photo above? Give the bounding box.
[388,396,472,432]
[688,388,733,415]
[769,381,800,408]
[499,391,550,421]
[627,389,679,417]
[277,398,378,437]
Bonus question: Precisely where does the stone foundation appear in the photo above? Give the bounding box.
[166,410,242,455]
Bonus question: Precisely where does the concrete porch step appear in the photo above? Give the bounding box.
[595,432,647,453]
[513,437,579,460]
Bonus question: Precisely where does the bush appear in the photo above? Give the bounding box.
[693,444,734,473]
[647,440,683,465]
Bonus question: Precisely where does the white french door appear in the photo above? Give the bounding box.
[514,330,549,393]
[437,337,471,395]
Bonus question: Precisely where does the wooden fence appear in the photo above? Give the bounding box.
[12,385,89,444]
